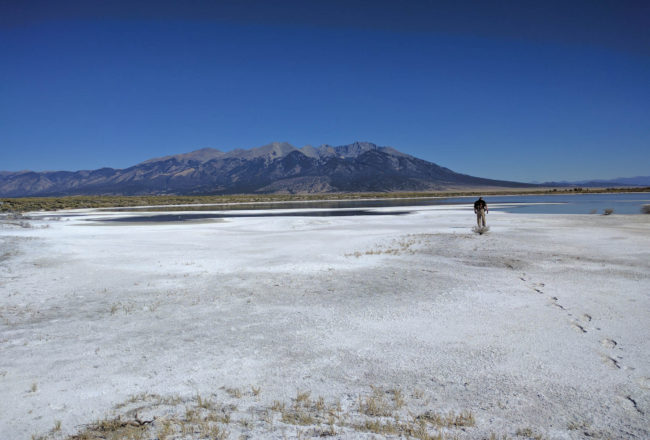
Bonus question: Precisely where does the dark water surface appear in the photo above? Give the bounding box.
[99,192,649,222]
[485,192,650,215]
[102,209,412,223]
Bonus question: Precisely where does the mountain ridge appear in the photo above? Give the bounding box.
[541,176,650,187]
[0,142,537,197]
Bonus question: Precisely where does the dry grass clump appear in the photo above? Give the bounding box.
[273,386,475,439]
[346,234,426,258]
[515,426,546,439]
[567,419,590,431]
[39,386,514,439]
[277,390,326,427]
[64,393,232,440]
[225,387,242,398]
[68,416,151,440]
[109,302,136,315]
[196,394,215,410]
[357,418,444,439]
[359,387,394,417]
[416,410,476,428]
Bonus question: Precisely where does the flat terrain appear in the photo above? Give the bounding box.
[1,205,648,439]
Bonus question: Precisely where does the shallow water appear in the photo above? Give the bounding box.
[486,192,650,214]
[100,209,412,223]
[104,192,650,220]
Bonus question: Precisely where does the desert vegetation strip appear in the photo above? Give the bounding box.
[2,187,649,213]
[31,387,500,440]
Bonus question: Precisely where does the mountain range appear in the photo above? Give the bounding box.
[1,141,537,197]
[541,176,650,187]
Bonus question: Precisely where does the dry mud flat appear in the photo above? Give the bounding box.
[0,207,649,439]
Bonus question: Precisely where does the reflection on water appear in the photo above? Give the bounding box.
[488,193,650,215]
[108,193,650,216]
[101,209,412,223]
[95,192,650,223]
[111,198,453,212]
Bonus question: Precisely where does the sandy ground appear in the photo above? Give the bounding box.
[0,205,649,439]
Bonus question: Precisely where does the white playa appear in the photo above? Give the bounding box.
[1,205,649,439]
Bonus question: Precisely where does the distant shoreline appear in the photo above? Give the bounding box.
[2,186,649,212]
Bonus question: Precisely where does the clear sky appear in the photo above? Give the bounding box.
[1,0,649,182]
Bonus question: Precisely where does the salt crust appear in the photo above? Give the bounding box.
[0,206,648,438]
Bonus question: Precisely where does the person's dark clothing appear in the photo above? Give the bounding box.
[474,199,487,212]
[474,198,488,228]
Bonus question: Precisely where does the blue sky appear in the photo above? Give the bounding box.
[1,1,649,182]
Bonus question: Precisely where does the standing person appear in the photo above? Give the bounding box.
[474,197,488,228]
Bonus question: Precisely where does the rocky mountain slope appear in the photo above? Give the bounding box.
[0,142,535,196]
